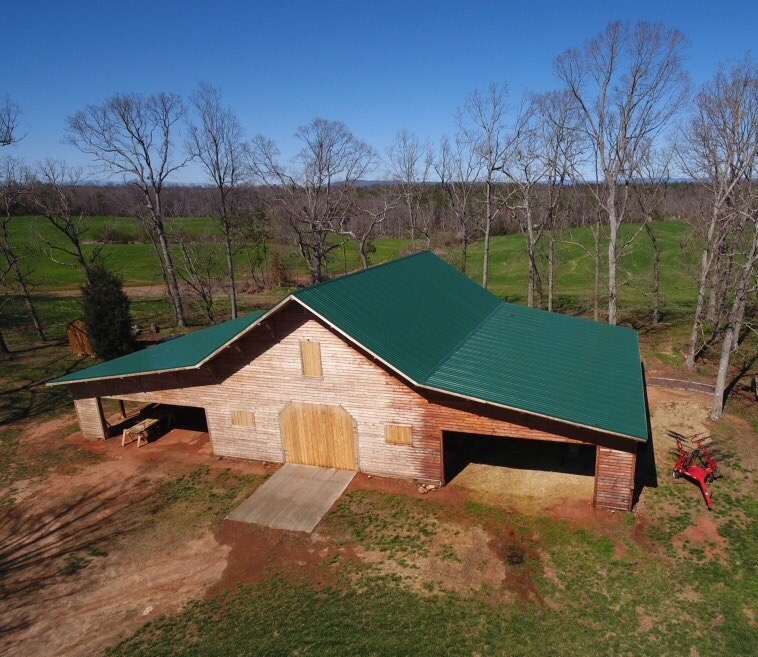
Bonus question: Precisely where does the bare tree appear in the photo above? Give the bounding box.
[555,21,689,324]
[338,190,397,269]
[678,59,758,369]
[0,97,37,353]
[66,92,190,327]
[251,118,375,283]
[677,59,758,419]
[0,157,46,341]
[535,90,582,312]
[175,230,222,324]
[186,82,247,319]
[503,100,548,307]
[635,145,672,326]
[458,83,511,288]
[1,96,21,146]
[385,129,433,250]
[32,160,102,282]
[435,134,481,273]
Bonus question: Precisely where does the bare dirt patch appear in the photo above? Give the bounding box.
[0,419,262,657]
[646,387,712,465]
[672,514,728,561]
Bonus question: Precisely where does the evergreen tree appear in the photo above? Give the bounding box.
[82,262,135,360]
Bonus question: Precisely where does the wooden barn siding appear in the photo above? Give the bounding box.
[594,447,637,511]
[73,397,107,440]
[70,305,439,481]
[68,303,640,503]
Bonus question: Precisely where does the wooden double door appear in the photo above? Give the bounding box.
[280,401,358,470]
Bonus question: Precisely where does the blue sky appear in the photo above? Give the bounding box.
[5,0,757,182]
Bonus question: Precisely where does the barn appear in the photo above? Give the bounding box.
[48,252,649,511]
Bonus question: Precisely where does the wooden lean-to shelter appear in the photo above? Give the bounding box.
[48,252,649,511]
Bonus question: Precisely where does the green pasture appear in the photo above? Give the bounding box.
[3,215,698,316]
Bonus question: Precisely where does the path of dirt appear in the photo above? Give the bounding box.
[0,417,260,657]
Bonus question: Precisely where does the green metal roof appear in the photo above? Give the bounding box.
[424,302,649,441]
[48,252,648,441]
[48,310,267,384]
[293,252,501,381]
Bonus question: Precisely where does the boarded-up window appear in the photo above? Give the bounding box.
[386,424,413,446]
[231,410,255,427]
[300,340,322,378]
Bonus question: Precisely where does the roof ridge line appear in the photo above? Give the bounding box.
[292,250,433,296]
[420,300,505,384]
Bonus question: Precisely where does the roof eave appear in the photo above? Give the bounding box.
[46,300,292,388]
[419,382,648,444]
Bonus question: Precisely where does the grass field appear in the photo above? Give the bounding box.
[2,215,698,330]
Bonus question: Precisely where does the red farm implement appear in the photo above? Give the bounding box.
[669,431,721,510]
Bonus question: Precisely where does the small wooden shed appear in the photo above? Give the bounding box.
[48,252,649,511]
[67,319,95,356]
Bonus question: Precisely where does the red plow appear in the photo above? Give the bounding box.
[669,431,722,510]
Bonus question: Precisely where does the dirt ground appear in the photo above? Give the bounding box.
[0,386,739,656]
[449,463,595,514]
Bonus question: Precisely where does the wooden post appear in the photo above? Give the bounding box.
[74,397,108,440]
[118,399,126,419]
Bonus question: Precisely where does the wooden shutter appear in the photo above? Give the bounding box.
[300,341,322,378]
[231,410,255,427]
[386,424,413,446]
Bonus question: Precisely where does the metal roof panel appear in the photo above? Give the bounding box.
[293,252,501,381]
[425,303,649,440]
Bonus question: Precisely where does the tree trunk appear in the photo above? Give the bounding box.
[156,223,187,328]
[593,220,601,322]
[4,241,46,341]
[407,200,416,252]
[527,238,535,308]
[547,231,555,312]
[0,329,9,354]
[645,222,660,326]
[461,235,468,275]
[358,238,369,269]
[482,179,493,289]
[711,222,758,420]
[224,231,238,320]
[710,322,734,421]
[607,197,619,325]
[686,211,718,368]
[19,280,46,341]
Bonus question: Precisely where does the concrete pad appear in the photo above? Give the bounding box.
[227,463,355,532]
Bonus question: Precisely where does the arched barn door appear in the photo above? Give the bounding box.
[279,402,358,470]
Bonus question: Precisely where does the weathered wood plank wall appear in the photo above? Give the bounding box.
[594,447,637,510]
[73,397,107,440]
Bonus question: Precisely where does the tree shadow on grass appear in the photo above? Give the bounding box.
[0,354,90,426]
[0,481,149,643]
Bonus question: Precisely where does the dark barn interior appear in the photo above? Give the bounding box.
[443,431,596,483]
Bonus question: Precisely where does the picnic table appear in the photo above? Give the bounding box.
[121,413,173,447]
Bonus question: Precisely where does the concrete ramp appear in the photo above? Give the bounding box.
[227,463,355,532]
